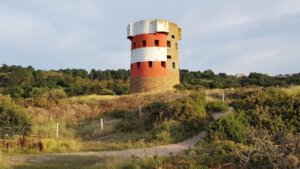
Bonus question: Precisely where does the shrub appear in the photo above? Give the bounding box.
[207,112,251,144]
[6,86,25,98]
[47,89,67,100]
[142,102,169,130]
[99,88,115,95]
[206,101,229,113]
[28,87,48,98]
[0,95,31,137]
[232,89,300,133]
[170,90,207,129]
[153,120,185,143]
[154,130,173,144]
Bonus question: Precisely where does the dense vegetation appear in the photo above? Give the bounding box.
[124,88,300,169]
[1,64,300,168]
[179,69,300,89]
[1,65,300,100]
[0,95,31,138]
[0,64,130,98]
[114,90,209,144]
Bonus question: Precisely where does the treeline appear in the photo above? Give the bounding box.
[1,65,300,99]
[0,64,130,99]
[179,69,300,89]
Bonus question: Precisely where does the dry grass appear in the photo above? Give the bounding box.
[0,151,9,169]
[68,95,120,102]
[281,85,300,96]
[27,90,189,123]
[12,155,127,169]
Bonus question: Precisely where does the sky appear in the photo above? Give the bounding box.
[0,0,299,75]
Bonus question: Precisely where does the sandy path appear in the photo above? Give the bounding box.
[6,132,205,165]
[6,111,230,165]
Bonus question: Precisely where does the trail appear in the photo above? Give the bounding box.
[6,111,231,165]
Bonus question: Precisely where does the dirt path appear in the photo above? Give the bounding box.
[6,132,206,165]
[6,111,231,165]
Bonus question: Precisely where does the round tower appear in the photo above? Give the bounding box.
[127,19,181,93]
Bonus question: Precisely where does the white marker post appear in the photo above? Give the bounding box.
[101,118,104,131]
[56,122,59,139]
[139,106,142,118]
[222,89,225,103]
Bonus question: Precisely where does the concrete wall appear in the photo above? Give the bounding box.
[127,19,169,38]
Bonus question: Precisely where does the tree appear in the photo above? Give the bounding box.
[202,69,215,78]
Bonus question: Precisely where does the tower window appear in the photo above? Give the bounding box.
[142,40,146,47]
[161,61,166,68]
[148,61,153,68]
[155,40,159,46]
[176,43,178,50]
[167,41,171,48]
[137,62,140,68]
[172,35,175,39]
[172,62,176,69]
[167,55,172,59]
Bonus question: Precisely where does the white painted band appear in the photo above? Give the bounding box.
[131,47,167,63]
[128,19,169,37]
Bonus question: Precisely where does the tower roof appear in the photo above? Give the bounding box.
[127,19,180,38]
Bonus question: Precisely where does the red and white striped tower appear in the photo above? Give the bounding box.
[127,19,181,93]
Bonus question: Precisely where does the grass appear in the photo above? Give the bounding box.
[68,94,120,102]
[0,151,9,169]
[281,85,300,95]
[31,121,76,138]
[73,116,120,141]
[1,138,82,155]
[13,155,128,169]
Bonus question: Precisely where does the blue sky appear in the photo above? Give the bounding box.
[0,0,299,75]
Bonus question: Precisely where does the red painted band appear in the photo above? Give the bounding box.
[130,33,167,50]
[130,61,167,78]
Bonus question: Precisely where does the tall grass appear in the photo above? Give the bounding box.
[41,138,82,153]
[0,151,8,169]
[281,85,300,95]
[32,121,76,138]
[0,137,81,154]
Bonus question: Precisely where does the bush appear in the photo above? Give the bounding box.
[6,86,25,98]
[47,89,67,100]
[153,120,186,143]
[0,95,31,137]
[99,88,115,95]
[232,89,300,133]
[170,90,207,129]
[207,112,251,144]
[206,101,229,112]
[154,130,173,143]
